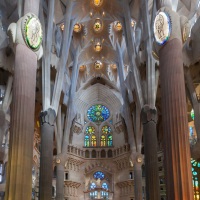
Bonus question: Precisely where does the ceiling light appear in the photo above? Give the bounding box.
[93,18,103,33]
[73,23,82,33]
[94,61,102,69]
[114,21,122,31]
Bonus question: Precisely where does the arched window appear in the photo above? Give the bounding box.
[85,135,90,147]
[90,182,96,189]
[91,135,97,147]
[94,171,105,180]
[101,150,106,158]
[107,135,113,147]
[92,150,96,158]
[108,149,112,158]
[85,150,90,158]
[101,135,106,146]
[101,182,109,198]
[102,182,108,190]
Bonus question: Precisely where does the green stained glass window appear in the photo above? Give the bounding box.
[101,135,106,146]
[102,125,111,134]
[191,109,194,120]
[86,126,95,134]
[87,105,110,123]
[85,135,90,147]
[107,135,113,146]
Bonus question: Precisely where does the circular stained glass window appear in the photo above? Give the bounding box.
[102,182,108,190]
[87,105,110,123]
[94,171,105,180]
[102,126,111,134]
[86,126,95,134]
[90,182,96,189]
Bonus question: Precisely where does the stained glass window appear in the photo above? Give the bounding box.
[90,182,96,190]
[102,125,111,134]
[191,159,200,200]
[94,171,105,180]
[191,109,195,120]
[85,135,90,147]
[101,135,106,146]
[91,135,97,147]
[107,135,113,147]
[102,182,108,190]
[87,105,110,123]
[86,126,95,134]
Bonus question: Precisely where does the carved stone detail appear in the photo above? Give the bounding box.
[141,105,157,124]
[40,108,56,126]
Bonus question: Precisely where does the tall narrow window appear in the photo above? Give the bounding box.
[101,135,106,146]
[91,135,97,147]
[85,135,90,147]
[107,135,113,147]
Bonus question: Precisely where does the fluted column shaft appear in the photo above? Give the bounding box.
[134,162,143,200]
[159,38,193,200]
[141,105,160,200]
[5,44,37,200]
[39,108,56,200]
[56,164,65,200]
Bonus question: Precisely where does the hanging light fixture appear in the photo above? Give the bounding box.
[94,61,102,69]
[93,18,103,33]
[73,23,82,33]
[92,0,103,7]
[114,21,122,31]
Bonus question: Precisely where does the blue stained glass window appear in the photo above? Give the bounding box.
[90,182,96,190]
[85,135,90,147]
[94,171,105,180]
[87,105,110,123]
[102,182,108,190]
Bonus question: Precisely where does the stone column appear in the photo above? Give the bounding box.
[141,105,160,200]
[39,108,56,200]
[159,38,193,199]
[5,44,37,200]
[134,160,143,200]
[5,0,41,199]
[56,161,65,200]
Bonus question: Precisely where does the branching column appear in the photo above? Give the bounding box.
[39,108,56,200]
[141,105,160,200]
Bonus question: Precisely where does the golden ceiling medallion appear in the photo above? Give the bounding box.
[114,21,123,32]
[110,64,117,70]
[92,0,103,7]
[79,65,86,71]
[93,18,103,33]
[94,60,102,69]
[94,42,102,52]
[73,23,82,33]
[60,23,65,31]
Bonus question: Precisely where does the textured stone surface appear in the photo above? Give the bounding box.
[5,44,37,200]
[159,38,194,200]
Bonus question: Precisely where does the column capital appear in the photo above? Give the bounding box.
[40,108,56,126]
[130,151,144,166]
[7,13,43,60]
[153,7,190,55]
[141,105,157,124]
